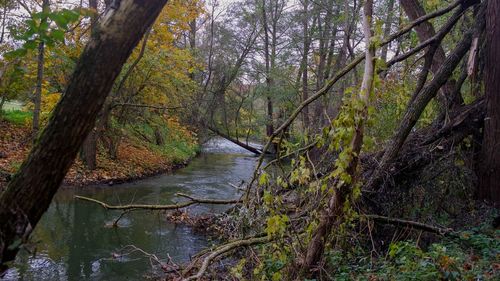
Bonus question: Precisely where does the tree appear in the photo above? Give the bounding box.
[0,0,169,266]
[32,0,49,138]
[478,0,500,205]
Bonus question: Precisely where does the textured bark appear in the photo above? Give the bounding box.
[478,0,500,205]
[0,0,168,266]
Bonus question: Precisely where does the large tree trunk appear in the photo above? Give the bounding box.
[0,0,168,266]
[478,0,500,205]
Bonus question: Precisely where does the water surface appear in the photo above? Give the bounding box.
[3,138,258,280]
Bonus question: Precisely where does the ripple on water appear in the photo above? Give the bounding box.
[9,138,258,281]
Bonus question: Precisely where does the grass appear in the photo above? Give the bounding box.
[0,110,32,126]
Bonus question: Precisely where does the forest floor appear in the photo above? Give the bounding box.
[0,113,199,188]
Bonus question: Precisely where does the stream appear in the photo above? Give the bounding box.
[3,138,258,281]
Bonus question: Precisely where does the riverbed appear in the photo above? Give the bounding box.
[3,138,258,281]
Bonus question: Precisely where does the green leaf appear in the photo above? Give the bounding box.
[50,29,65,42]
[49,13,69,29]
[23,40,38,50]
[5,48,28,59]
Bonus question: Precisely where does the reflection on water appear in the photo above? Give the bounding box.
[3,138,258,281]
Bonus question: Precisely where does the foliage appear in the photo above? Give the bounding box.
[0,110,32,126]
[6,7,90,59]
[323,227,499,280]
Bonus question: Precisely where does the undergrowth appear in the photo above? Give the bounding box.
[324,224,499,281]
[0,110,32,126]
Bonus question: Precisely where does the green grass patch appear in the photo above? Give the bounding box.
[1,110,32,126]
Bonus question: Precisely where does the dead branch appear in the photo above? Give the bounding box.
[111,103,186,110]
[75,193,242,211]
[182,235,271,281]
[365,215,455,236]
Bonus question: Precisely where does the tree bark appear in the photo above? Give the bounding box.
[0,0,169,266]
[478,0,500,205]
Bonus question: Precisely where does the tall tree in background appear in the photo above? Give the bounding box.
[32,0,49,137]
[80,0,99,170]
[0,0,168,265]
[261,0,274,136]
[478,0,500,205]
[300,0,310,129]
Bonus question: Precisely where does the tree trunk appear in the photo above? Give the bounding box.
[32,0,50,138]
[478,0,500,205]
[301,0,310,130]
[154,127,164,146]
[79,0,99,170]
[301,0,376,276]
[261,0,274,137]
[400,0,459,109]
[381,0,396,62]
[0,0,168,266]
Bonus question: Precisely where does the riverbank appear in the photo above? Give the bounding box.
[0,116,199,188]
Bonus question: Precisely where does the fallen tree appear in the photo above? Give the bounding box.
[208,126,269,155]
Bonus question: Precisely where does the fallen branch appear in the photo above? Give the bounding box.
[183,234,271,281]
[75,193,242,211]
[111,103,186,110]
[365,214,456,236]
[208,126,268,155]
